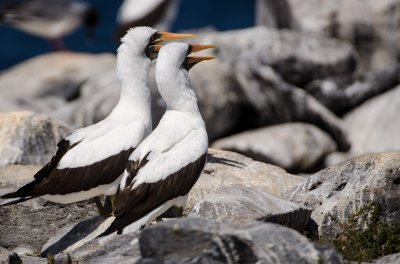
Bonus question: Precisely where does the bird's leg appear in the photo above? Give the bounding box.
[103,196,114,216]
[175,206,184,217]
[93,196,110,217]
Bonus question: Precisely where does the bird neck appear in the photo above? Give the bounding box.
[157,67,200,114]
[109,44,152,127]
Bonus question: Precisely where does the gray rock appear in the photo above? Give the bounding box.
[1,246,46,264]
[54,232,140,264]
[288,0,400,71]
[0,164,41,196]
[0,111,69,165]
[328,84,400,165]
[185,149,305,214]
[138,217,344,263]
[306,65,400,115]
[255,0,297,29]
[189,185,311,231]
[213,123,337,172]
[233,60,351,151]
[202,26,356,87]
[41,216,108,257]
[289,152,400,240]
[375,253,400,264]
[0,52,116,116]
[344,85,400,156]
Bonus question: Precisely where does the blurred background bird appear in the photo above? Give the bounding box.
[0,0,99,50]
[116,0,180,38]
[0,0,255,69]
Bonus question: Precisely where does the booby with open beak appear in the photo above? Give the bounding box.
[91,42,215,237]
[0,0,99,49]
[0,28,197,211]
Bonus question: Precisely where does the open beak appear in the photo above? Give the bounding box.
[184,56,215,70]
[151,31,197,44]
[188,44,216,54]
[145,44,163,60]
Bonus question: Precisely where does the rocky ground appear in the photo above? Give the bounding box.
[0,0,399,263]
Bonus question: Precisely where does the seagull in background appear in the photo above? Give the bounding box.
[116,0,180,39]
[0,27,197,216]
[0,0,100,50]
[64,42,214,248]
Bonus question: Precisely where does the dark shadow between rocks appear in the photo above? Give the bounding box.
[206,153,245,168]
[41,215,105,257]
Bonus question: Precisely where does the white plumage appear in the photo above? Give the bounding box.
[0,27,158,206]
[96,42,212,236]
[116,0,180,36]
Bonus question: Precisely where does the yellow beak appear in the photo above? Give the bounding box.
[151,31,197,44]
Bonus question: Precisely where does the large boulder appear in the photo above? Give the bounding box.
[343,85,400,156]
[306,65,400,115]
[233,60,351,151]
[201,26,356,87]
[0,52,116,116]
[255,0,297,29]
[0,111,69,165]
[288,0,400,71]
[289,152,400,261]
[185,148,305,214]
[139,217,343,263]
[189,185,311,231]
[213,123,337,172]
[328,85,400,164]
[53,232,140,263]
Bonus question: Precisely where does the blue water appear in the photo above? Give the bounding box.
[0,0,255,70]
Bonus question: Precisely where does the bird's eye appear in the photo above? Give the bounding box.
[149,32,161,44]
[186,46,192,56]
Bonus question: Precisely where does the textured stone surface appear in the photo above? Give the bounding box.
[375,253,400,264]
[256,0,297,29]
[306,65,400,115]
[139,217,344,263]
[202,26,356,87]
[0,164,41,195]
[289,152,400,240]
[0,52,116,114]
[344,85,400,156]
[288,0,400,71]
[54,232,140,264]
[213,123,337,172]
[185,149,305,214]
[0,111,69,165]
[189,185,311,231]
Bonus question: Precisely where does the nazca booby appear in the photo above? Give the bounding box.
[0,27,197,209]
[0,0,100,49]
[76,42,215,240]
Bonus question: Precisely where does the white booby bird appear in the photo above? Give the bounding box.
[91,42,215,237]
[116,0,180,38]
[0,0,99,49]
[0,27,196,209]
